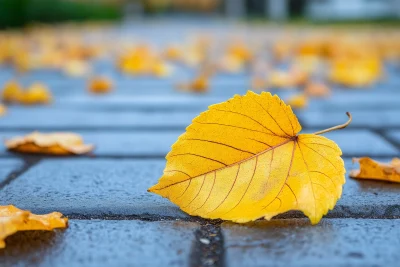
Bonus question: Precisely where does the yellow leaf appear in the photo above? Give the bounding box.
[0,205,68,249]
[350,157,400,183]
[149,92,350,225]
[88,76,113,94]
[286,94,308,109]
[5,131,94,155]
[18,83,52,105]
[2,80,23,103]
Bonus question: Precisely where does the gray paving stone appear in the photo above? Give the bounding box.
[298,110,400,129]
[335,158,400,218]
[0,107,196,130]
[308,91,400,111]
[1,158,400,219]
[58,95,221,111]
[310,129,399,156]
[0,159,187,218]
[59,91,400,112]
[222,219,400,267]
[0,220,198,267]
[0,129,395,157]
[0,159,24,184]
[0,131,181,157]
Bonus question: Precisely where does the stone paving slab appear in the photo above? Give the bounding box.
[0,108,195,130]
[298,110,400,129]
[4,106,400,132]
[58,91,400,113]
[0,159,23,184]
[0,131,181,157]
[0,220,198,267]
[335,158,400,218]
[0,159,188,218]
[1,158,399,219]
[222,219,400,267]
[310,129,398,156]
[0,128,395,157]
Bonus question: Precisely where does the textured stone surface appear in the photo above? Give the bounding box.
[333,158,400,218]
[1,158,400,219]
[0,159,187,218]
[0,107,196,130]
[222,219,400,267]
[58,91,400,112]
[0,220,198,267]
[298,110,400,129]
[316,130,398,156]
[0,159,23,184]
[0,131,181,157]
[0,129,395,157]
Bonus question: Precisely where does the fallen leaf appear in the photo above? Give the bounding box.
[0,104,6,116]
[152,61,173,77]
[268,70,294,88]
[329,57,382,87]
[88,76,113,94]
[287,94,308,109]
[5,132,94,155]
[2,80,23,103]
[163,45,183,61]
[177,74,209,93]
[217,55,244,73]
[350,157,400,183]
[304,82,331,98]
[149,92,350,224]
[18,83,52,105]
[0,205,68,249]
[63,60,91,77]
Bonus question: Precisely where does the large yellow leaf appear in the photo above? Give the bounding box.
[149,91,350,224]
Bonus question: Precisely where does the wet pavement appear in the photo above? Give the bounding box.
[0,21,400,267]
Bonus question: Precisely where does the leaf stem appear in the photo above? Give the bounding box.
[312,112,352,135]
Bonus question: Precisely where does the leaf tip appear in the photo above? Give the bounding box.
[147,185,158,193]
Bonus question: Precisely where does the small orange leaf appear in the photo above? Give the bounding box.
[5,132,94,155]
[350,157,400,183]
[88,76,113,94]
[0,205,68,249]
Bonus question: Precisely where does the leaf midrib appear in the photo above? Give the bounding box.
[155,136,297,191]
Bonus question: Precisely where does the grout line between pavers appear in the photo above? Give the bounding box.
[374,129,400,153]
[190,223,225,267]
[65,212,400,222]
[0,157,41,190]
